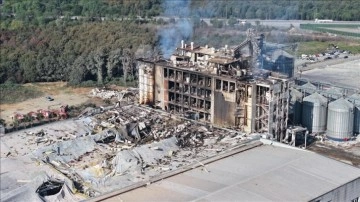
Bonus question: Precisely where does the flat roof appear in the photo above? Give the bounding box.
[301,58,360,89]
[101,142,360,202]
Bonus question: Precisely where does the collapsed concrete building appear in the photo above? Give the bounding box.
[138,29,294,141]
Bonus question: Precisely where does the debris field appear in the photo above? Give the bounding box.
[1,102,257,200]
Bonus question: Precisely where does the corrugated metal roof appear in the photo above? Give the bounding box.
[303,92,327,104]
[349,93,360,100]
[296,82,317,92]
[109,143,360,202]
[329,98,354,110]
[348,93,360,105]
[299,82,317,90]
[324,87,343,95]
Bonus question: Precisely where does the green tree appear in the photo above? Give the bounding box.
[255,8,265,19]
[245,8,255,19]
[69,55,88,85]
[228,17,237,27]
[210,18,223,28]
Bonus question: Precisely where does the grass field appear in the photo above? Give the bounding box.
[0,83,44,104]
[297,40,360,55]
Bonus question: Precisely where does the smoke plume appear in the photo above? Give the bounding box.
[159,0,193,58]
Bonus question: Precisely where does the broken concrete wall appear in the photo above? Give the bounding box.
[154,65,165,109]
[138,61,155,105]
[213,91,236,127]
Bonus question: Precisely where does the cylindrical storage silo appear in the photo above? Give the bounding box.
[321,87,342,101]
[354,106,360,135]
[326,98,354,140]
[302,92,327,133]
[298,82,317,97]
[347,94,360,135]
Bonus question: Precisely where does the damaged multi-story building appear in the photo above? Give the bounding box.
[138,29,294,141]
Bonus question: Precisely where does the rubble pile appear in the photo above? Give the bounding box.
[1,104,257,199]
[90,88,138,102]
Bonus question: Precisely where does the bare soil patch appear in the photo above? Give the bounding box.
[0,82,95,124]
[307,142,360,167]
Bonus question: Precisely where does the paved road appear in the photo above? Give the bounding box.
[154,17,360,29]
[299,55,360,89]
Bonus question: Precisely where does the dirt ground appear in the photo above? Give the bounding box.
[307,141,360,167]
[0,82,94,124]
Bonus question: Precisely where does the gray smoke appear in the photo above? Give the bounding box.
[159,0,193,58]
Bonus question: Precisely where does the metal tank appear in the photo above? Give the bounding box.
[326,98,354,140]
[302,92,327,133]
[320,87,342,101]
[297,82,317,97]
[347,94,360,135]
[355,106,360,135]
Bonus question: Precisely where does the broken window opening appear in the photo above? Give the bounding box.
[184,96,189,106]
[190,74,197,84]
[230,82,236,92]
[169,81,175,91]
[205,101,211,111]
[190,98,196,107]
[206,113,211,121]
[197,89,203,97]
[199,112,205,120]
[206,78,212,87]
[175,93,181,103]
[169,92,175,102]
[190,86,196,95]
[176,71,183,81]
[184,85,190,94]
[169,69,175,79]
[184,73,190,83]
[198,76,204,86]
[199,100,205,109]
[205,90,211,98]
[164,68,168,78]
[215,79,221,90]
[223,81,229,92]
[175,83,180,92]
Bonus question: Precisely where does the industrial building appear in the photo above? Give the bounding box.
[138,29,294,141]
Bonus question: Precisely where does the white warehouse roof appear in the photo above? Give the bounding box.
[98,141,360,202]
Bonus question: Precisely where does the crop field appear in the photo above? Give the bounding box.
[300,23,360,37]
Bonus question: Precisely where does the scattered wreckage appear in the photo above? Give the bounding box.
[1,89,258,201]
[90,87,138,102]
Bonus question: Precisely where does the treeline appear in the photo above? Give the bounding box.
[190,0,360,21]
[0,21,157,85]
[1,0,359,26]
[1,0,162,26]
[1,0,359,86]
